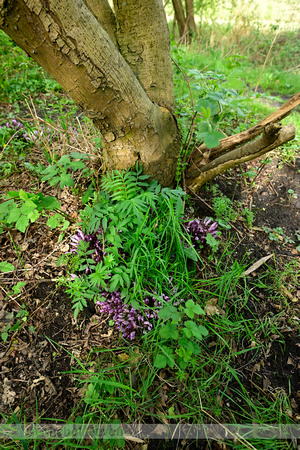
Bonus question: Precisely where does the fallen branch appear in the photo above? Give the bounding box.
[189,123,295,191]
[186,92,300,180]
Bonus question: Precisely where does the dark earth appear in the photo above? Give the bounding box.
[0,114,299,449]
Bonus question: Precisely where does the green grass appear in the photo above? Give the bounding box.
[0,9,299,449]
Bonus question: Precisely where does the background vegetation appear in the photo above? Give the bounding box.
[0,0,299,448]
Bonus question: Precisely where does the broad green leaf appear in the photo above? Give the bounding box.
[158,304,181,323]
[61,220,70,231]
[60,173,74,189]
[5,191,20,198]
[182,245,198,261]
[71,151,89,160]
[161,345,175,368]
[40,196,60,210]
[203,131,224,149]
[153,353,167,369]
[159,323,179,340]
[1,331,8,342]
[47,214,61,229]
[7,207,21,224]
[15,215,29,232]
[184,300,205,318]
[28,209,40,223]
[70,160,86,171]
[58,155,71,165]
[18,189,28,201]
[0,261,15,272]
[12,281,27,293]
[184,321,208,340]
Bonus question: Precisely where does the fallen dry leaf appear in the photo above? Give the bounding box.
[243,254,273,276]
[205,298,220,316]
[2,378,16,405]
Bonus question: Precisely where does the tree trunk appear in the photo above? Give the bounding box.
[172,0,186,41]
[172,0,196,43]
[185,0,197,37]
[0,0,180,186]
[0,1,298,191]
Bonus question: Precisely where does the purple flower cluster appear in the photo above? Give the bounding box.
[1,119,42,142]
[71,229,105,272]
[1,119,79,144]
[3,119,24,130]
[185,217,218,245]
[97,290,169,340]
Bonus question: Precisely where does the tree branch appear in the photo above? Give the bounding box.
[82,0,117,45]
[113,0,175,111]
[189,123,295,191]
[0,0,152,133]
[186,92,300,179]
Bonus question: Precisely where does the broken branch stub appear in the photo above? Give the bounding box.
[188,123,295,192]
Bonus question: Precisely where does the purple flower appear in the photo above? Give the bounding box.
[96,289,170,340]
[185,217,219,246]
[70,228,105,271]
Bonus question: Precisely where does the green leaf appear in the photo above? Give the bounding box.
[7,207,21,224]
[47,214,62,229]
[182,245,198,261]
[2,331,8,342]
[18,189,29,201]
[175,196,184,217]
[40,196,60,210]
[161,345,175,368]
[5,191,20,199]
[58,155,71,165]
[0,261,15,273]
[184,300,205,318]
[12,281,26,293]
[159,323,179,340]
[70,160,86,171]
[28,209,40,223]
[203,131,224,149]
[153,353,167,369]
[60,172,74,189]
[15,215,29,232]
[196,98,220,116]
[71,151,89,160]
[158,304,181,323]
[61,219,70,231]
[184,321,208,340]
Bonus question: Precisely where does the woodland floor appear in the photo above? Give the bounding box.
[0,108,299,449]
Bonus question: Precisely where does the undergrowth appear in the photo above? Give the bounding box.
[0,9,299,449]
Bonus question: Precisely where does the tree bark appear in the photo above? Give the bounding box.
[0,0,180,186]
[172,0,186,41]
[188,123,295,191]
[172,0,196,43]
[113,0,175,112]
[185,0,196,37]
[0,1,298,191]
[186,93,300,181]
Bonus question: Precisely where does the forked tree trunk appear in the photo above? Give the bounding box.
[172,0,197,43]
[0,0,298,191]
[0,0,180,186]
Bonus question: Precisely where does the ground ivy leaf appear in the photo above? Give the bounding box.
[153,353,167,369]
